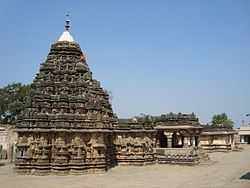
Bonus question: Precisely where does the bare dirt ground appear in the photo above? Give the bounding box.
[1,146,250,188]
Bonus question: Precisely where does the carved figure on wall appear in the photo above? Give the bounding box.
[87,137,97,159]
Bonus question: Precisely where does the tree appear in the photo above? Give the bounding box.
[0,83,31,124]
[211,113,234,128]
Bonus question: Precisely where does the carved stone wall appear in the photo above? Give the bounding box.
[15,40,116,175]
[113,131,156,165]
[199,133,236,152]
[155,148,200,165]
[15,131,115,175]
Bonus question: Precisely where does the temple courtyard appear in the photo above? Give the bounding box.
[0,146,249,188]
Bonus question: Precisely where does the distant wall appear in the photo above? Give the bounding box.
[199,133,236,151]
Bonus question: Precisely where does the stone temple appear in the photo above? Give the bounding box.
[15,19,238,175]
[15,19,116,174]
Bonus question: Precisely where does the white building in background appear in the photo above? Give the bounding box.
[0,126,17,160]
[238,121,250,144]
[0,127,8,150]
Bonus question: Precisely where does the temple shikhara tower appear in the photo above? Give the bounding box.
[15,18,116,174]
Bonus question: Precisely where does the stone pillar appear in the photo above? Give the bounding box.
[240,136,245,144]
[177,137,182,146]
[12,143,17,162]
[7,144,14,163]
[167,137,172,148]
[165,132,173,148]
[231,134,235,150]
[156,134,160,148]
[228,135,232,144]
[183,137,189,148]
[192,136,196,147]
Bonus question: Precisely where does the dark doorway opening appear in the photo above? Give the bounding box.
[248,136,250,144]
[195,136,199,147]
[159,131,168,148]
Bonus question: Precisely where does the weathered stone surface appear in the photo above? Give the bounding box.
[114,131,156,165]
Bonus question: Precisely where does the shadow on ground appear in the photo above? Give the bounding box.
[240,172,250,180]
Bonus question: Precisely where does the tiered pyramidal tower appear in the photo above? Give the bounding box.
[15,18,116,174]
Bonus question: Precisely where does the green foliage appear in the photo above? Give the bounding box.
[134,113,154,125]
[0,83,31,124]
[211,113,234,128]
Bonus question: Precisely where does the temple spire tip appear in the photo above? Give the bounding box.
[65,13,70,31]
[58,13,74,42]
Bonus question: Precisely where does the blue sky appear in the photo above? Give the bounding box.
[0,1,250,126]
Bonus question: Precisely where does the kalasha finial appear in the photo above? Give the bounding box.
[65,13,70,31]
[58,13,74,42]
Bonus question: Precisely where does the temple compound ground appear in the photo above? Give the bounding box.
[1,145,250,188]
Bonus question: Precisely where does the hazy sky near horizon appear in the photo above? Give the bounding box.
[0,1,250,126]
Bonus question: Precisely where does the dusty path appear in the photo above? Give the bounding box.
[0,146,250,188]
